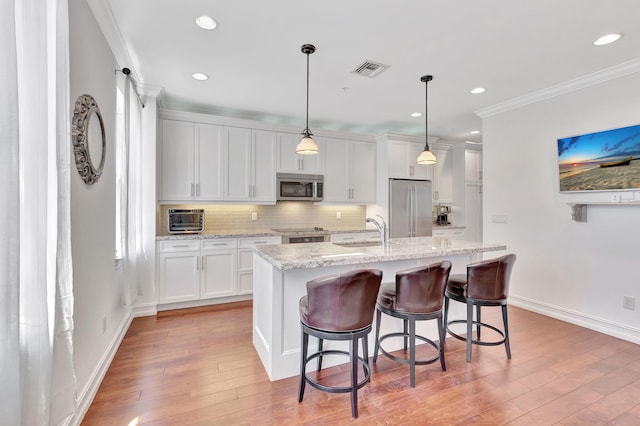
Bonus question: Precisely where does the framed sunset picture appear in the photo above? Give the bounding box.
[557,124,640,192]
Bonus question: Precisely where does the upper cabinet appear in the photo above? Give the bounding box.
[159,118,276,203]
[323,138,376,203]
[432,144,453,203]
[160,120,223,201]
[465,148,482,182]
[388,140,434,180]
[277,132,323,174]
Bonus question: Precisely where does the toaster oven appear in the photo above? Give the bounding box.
[167,208,204,234]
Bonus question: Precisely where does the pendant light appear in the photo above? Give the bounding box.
[296,44,319,155]
[416,75,437,165]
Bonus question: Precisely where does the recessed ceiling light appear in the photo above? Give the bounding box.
[593,33,622,46]
[410,112,422,118]
[195,15,217,30]
[192,72,209,81]
[470,130,481,134]
[470,87,486,95]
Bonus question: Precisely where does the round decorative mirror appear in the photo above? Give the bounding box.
[72,94,106,185]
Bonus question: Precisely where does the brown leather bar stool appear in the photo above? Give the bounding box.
[443,253,517,362]
[298,269,382,419]
[372,261,452,387]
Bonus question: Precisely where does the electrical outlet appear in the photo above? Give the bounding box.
[623,296,635,310]
[251,212,258,221]
[102,316,107,334]
[611,194,620,203]
[491,214,508,224]
[336,211,341,219]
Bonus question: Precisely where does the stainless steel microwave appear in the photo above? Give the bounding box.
[276,173,323,202]
[167,208,204,234]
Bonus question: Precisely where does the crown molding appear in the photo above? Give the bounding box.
[86,0,143,84]
[378,132,440,144]
[475,57,640,118]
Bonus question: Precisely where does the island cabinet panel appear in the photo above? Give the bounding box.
[388,140,434,180]
[276,132,323,174]
[323,138,376,203]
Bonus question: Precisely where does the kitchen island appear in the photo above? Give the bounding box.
[252,237,507,381]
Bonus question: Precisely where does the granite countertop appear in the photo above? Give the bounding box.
[253,237,506,271]
[156,227,377,241]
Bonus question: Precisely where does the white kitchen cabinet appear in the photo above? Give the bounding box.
[160,120,224,201]
[330,232,380,243]
[277,132,323,174]
[201,239,237,299]
[388,140,433,180]
[432,146,453,203]
[432,228,466,240]
[238,236,282,295]
[157,239,201,303]
[323,138,376,203]
[465,148,482,182]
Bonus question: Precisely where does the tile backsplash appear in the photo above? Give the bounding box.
[158,203,367,235]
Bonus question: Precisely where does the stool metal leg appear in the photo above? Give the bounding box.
[350,335,359,418]
[317,338,323,371]
[298,329,309,402]
[403,319,408,351]
[476,305,482,340]
[373,308,382,363]
[437,313,446,371]
[466,301,473,362]
[443,295,450,341]
[409,318,416,387]
[502,305,511,359]
[362,335,369,380]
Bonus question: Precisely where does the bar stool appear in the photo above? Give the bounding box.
[298,269,382,419]
[372,261,452,387]
[443,254,517,362]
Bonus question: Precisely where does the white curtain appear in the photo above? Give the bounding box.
[119,76,145,307]
[1,0,77,424]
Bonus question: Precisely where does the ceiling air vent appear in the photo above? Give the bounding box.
[350,60,390,78]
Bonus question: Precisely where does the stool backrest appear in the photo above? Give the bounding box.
[305,269,383,331]
[394,261,452,313]
[466,253,517,301]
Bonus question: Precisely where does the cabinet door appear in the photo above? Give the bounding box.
[408,143,434,180]
[432,147,452,203]
[350,141,376,203]
[161,120,195,200]
[196,124,224,200]
[201,249,237,298]
[277,133,323,173]
[388,140,410,178]
[225,126,252,200]
[465,149,482,181]
[252,130,276,202]
[323,138,350,202]
[157,251,200,303]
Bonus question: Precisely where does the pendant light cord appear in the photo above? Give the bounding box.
[421,75,433,151]
[305,51,310,133]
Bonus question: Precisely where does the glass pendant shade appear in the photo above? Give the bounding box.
[296,134,318,155]
[416,148,437,165]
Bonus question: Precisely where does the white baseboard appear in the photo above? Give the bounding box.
[133,301,158,318]
[71,307,134,426]
[509,294,640,344]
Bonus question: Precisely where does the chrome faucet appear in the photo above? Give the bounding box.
[366,215,388,245]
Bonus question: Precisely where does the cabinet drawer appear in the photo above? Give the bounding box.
[158,239,200,252]
[239,236,282,248]
[432,230,448,238]
[202,239,237,250]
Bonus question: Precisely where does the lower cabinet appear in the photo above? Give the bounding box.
[157,236,281,305]
[432,228,466,240]
[330,232,380,243]
[238,236,282,295]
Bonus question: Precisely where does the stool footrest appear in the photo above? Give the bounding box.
[375,332,441,366]
[302,349,371,394]
[446,320,506,346]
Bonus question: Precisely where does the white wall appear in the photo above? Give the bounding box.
[69,0,129,411]
[482,71,640,342]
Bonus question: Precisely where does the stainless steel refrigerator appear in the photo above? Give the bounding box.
[389,178,433,238]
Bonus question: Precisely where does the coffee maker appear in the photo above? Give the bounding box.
[435,205,451,225]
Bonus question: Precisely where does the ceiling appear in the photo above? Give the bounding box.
[104,0,640,143]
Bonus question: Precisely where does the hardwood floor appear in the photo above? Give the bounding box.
[82,302,640,425]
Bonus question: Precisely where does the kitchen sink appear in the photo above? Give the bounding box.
[332,241,383,248]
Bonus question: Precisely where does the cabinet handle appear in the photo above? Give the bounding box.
[201,256,205,271]
[434,191,439,201]
[253,185,256,197]
[191,183,195,197]
[208,242,227,246]
[171,244,190,248]
[197,256,200,270]
[253,241,268,244]
[409,165,414,176]
[342,237,355,240]
[196,183,200,196]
